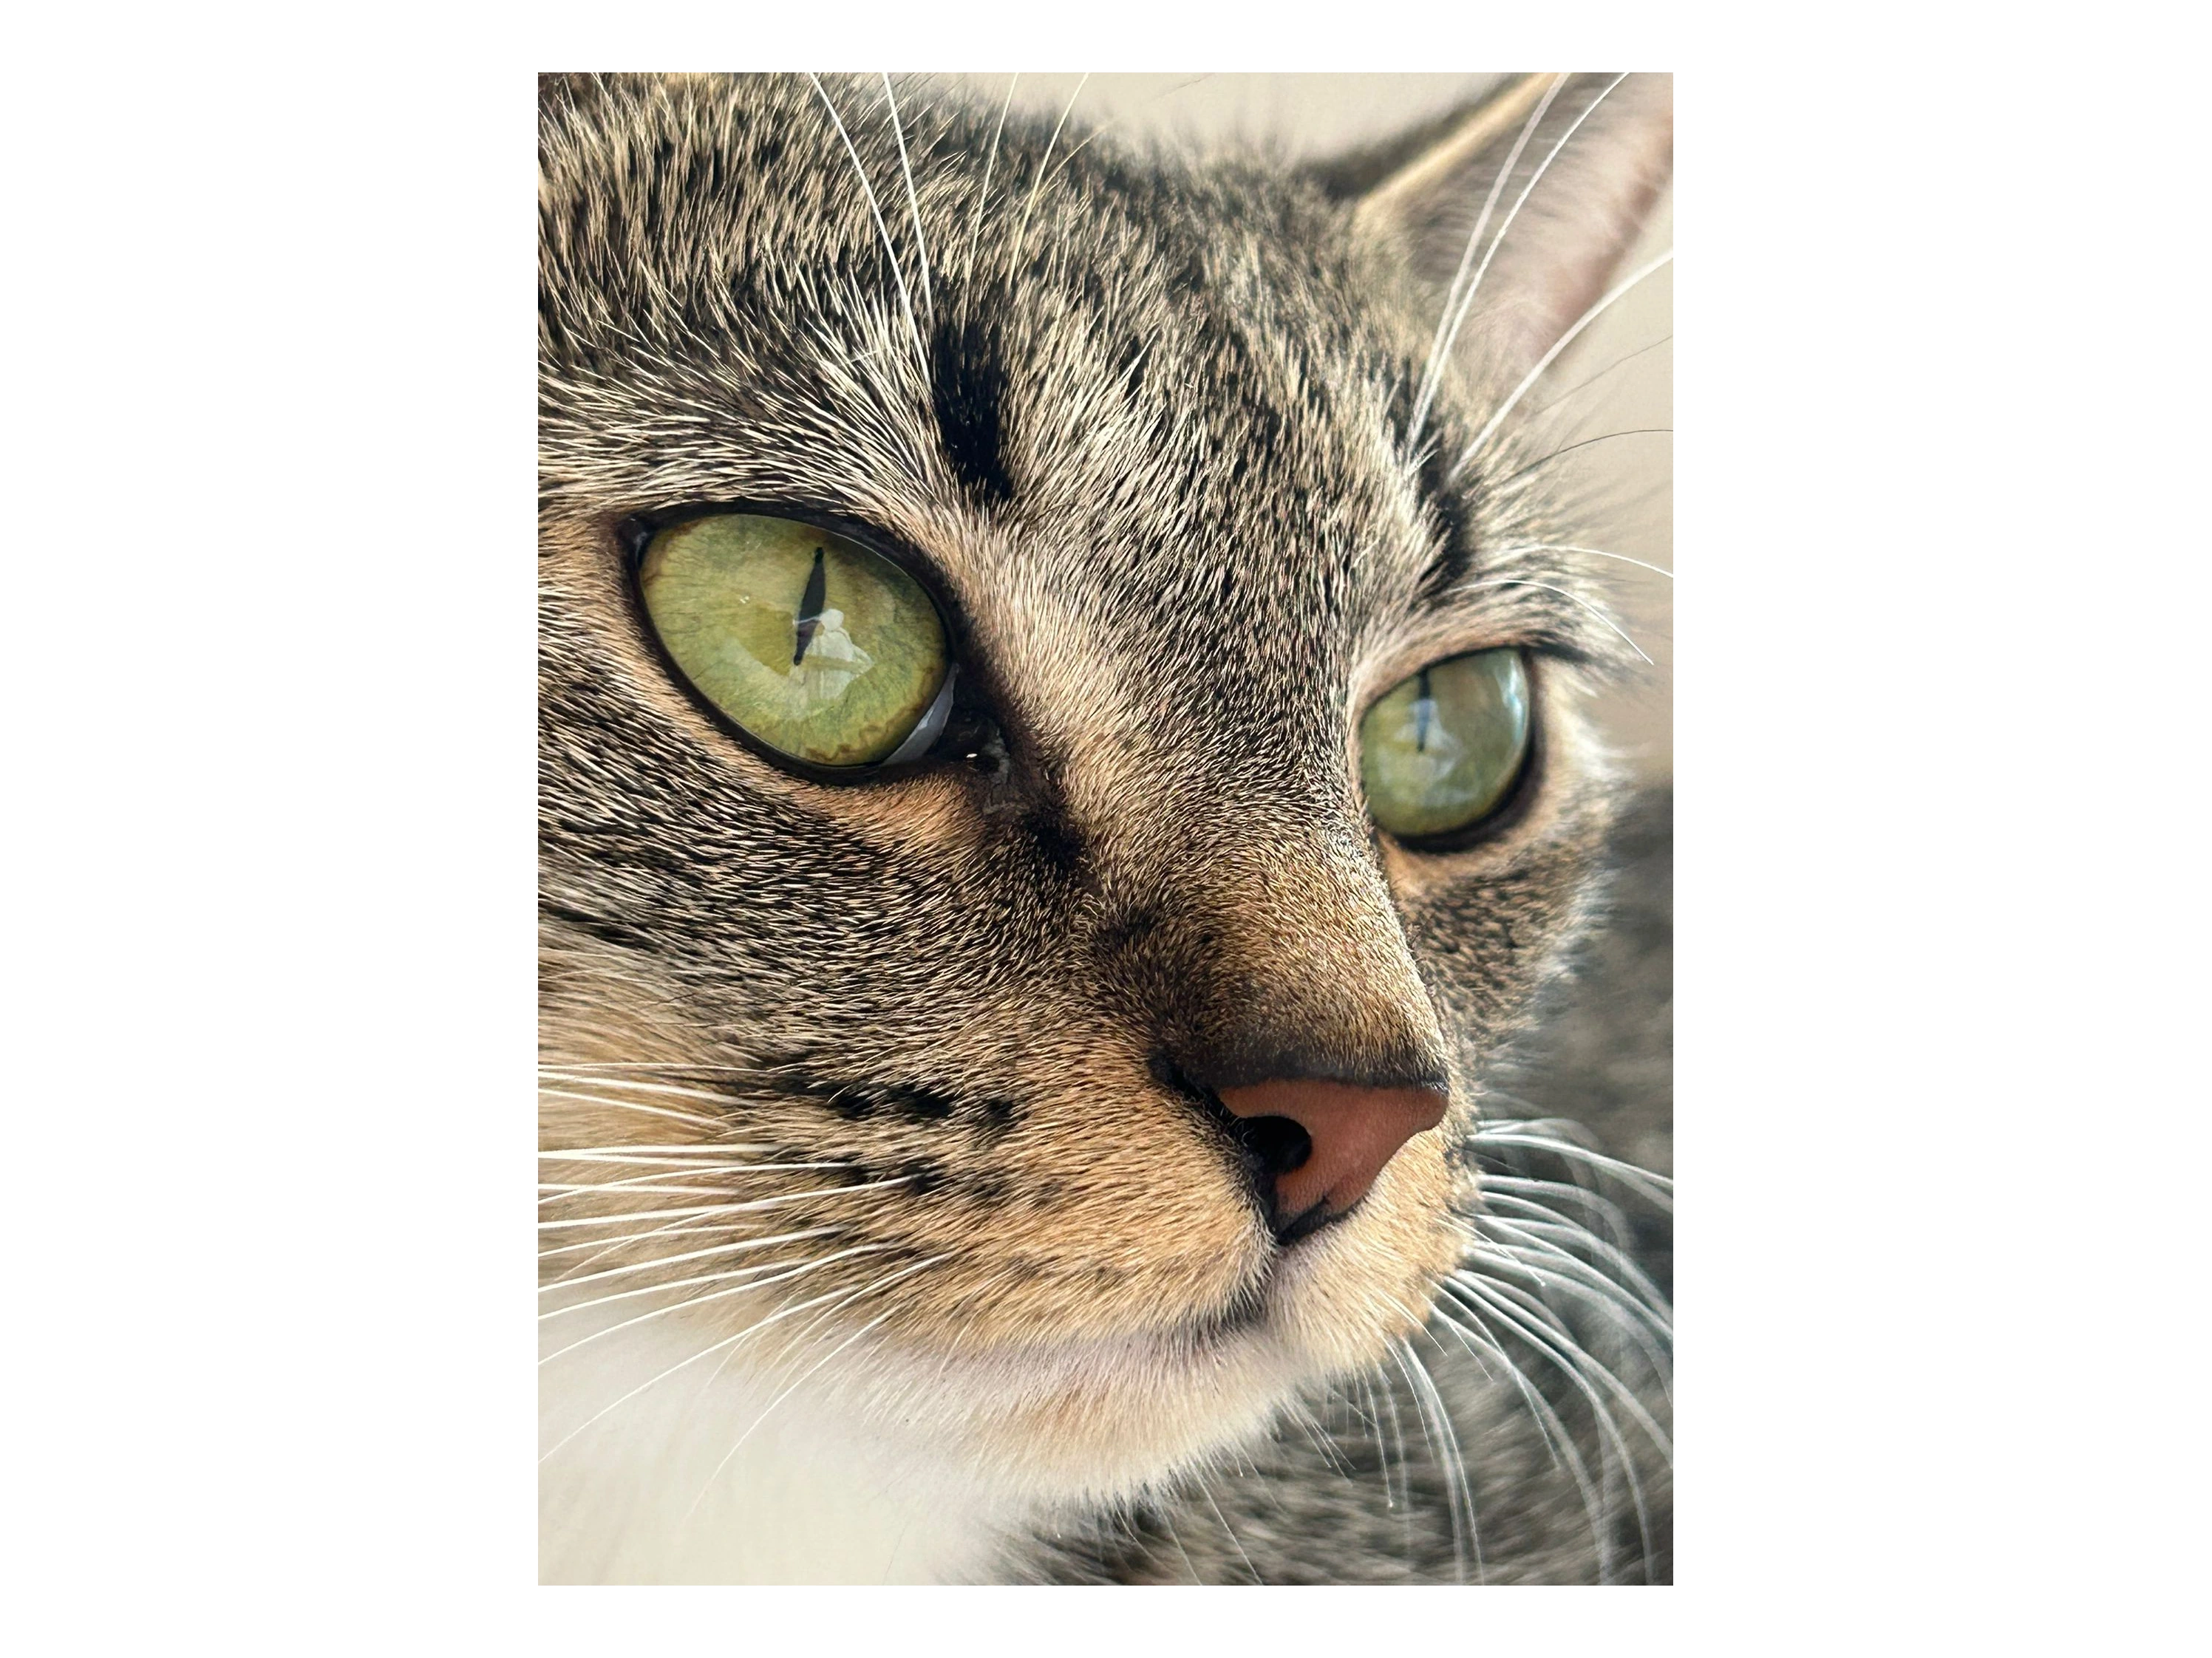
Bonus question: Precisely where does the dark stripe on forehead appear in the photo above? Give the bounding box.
[931,305,1015,508]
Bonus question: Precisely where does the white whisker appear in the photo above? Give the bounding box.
[534,1091,723,1133]
[680,1254,955,1519]
[1196,1480,1262,1585]
[963,72,1018,284]
[1446,1274,1661,1577]
[806,72,927,369]
[1452,248,1673,478]
[1420,75,1631,450]
[880,73,933,329]
[538,1245,898,1372]
[535,1176,916,1232]
[1471,1125,1673,1206]
[540,1244,890,1325]
[1526,332,1672,418]
[1429,1294,1615,1581]
[1010,74,1087,270]
[1038,74,1212,194]
[1389,1335,1481,1583]
[538,1263,921,1464]
[1408,73,1568,446]
[539,1227,841,1292]
[1454,577,1653,664]
[1488,542,1673,580]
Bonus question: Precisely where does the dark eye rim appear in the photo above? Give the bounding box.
[616,502,986,785]
[1361,647,1545,856]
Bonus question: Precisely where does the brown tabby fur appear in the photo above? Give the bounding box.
[538,71,1672,1583]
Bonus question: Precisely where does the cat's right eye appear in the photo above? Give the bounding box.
[635,513,955,771]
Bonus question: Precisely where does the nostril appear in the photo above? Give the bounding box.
[1216,1077,1450,1236]
[1235,1115,1313,1178]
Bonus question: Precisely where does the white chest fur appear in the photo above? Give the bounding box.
[540,1313,1020,1584]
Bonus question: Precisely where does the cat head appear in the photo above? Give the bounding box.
[538,72,1670,1507]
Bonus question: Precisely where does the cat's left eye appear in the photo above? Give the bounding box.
[1359,649,1532,844]
[636,513,954,771]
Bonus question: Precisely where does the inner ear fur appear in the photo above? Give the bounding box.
[1316,73,1672,381]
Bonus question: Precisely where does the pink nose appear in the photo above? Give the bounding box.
[1216,1077,1449,1235]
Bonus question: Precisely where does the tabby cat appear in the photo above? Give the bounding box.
[538,70,1672,1584]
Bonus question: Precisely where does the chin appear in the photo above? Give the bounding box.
[832,1164,1469,1512]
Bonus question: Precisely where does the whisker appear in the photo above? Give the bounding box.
[539,1244,893,1326]
[1373,1360,1412,1528]
[1473,1209,1672,1326]
[879,73,933,328]
[1389,1335,1482,1583]
[539,1211,786,1273]
[1010,74,1088,270]
[1486,542,1673,580]
[1036,74,1214,194]
[538,1263,921,1464]
[1452,248,1674,479]
[1408,72,1572,446]
[806,72,928,370]
[1472,1182,1658,1255]
[1477,1171,1636,1236]
[1351,1367,1398,1513]
[1426,73,1633,438]
[1449,1273,1670,1459]
[534,1089,723,1133]
[685,1302,905,1520]
[539,1165,848,1201]
[536,1060,782,1076]
[538,1227,843,1292]
[1196,1479,1262,1586]
[1479,1267,1672,1424]
[1491,428,1671,491]
[1453,576,1652,664]
[1471,1125,1673,1206]
[538,1245,899,1373]
[1463,1235,1672,1381]
[536,1074,749,1107]
[1429,1294,1613,1581]
[1525,332,1673,418]
[537,1145,788,1161]
[1446,1275,1661,1577]
[535,1176,916,1231]
[962,72,1018,284]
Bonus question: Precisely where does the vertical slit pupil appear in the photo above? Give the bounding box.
[1414,667,1435,752]
[793,546,828,665]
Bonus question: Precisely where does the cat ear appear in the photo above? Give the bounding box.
[1315,73,1672,379]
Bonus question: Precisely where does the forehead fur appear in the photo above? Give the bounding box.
[539,72,1631,692]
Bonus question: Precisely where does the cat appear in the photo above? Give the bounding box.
[538,70,1672,1584]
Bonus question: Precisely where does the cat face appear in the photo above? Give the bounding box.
[540,73,1669,1505]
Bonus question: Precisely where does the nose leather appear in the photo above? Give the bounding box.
[1217,1077,1449,1230]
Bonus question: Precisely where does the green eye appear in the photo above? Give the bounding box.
[636,514,953,769]
[1359,649,1532,842]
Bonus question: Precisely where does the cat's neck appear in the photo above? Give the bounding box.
[540,1312,1019,1584]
